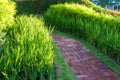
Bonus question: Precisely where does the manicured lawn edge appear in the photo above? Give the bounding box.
[53,30,120,76]
[53,42,78,80]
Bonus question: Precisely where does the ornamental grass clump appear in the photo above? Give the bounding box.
[45,3,120,61]
[0,15,54,80]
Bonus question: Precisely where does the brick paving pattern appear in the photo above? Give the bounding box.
[52,34,120,80]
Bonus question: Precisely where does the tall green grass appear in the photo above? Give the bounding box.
[45,3,120,62]
[0,15,54,80]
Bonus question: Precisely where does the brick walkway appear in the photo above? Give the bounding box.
[52,34,120,80]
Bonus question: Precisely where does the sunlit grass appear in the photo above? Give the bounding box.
[0,15,54,80]
[0,1,16,30]
[45,3,120,62]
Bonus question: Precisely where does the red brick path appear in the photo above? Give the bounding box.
[52,34,120,80]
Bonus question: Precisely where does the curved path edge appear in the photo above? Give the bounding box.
[52,34,120,80]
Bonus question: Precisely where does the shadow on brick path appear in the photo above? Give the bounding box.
[52,34,120,80]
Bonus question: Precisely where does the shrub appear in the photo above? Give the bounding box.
[16,1,34,15]
[45,3,120,61]
[34,0,80,13]
[0,1,16,30]
[0,15,54,80]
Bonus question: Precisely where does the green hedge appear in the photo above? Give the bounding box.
[45,3,120,61]
[0,1,16,30]
[0,15,54,80]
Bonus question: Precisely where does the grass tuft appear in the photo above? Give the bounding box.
[0,15,54,80]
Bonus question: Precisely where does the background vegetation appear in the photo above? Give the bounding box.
[33,0,120,16]
[16,1,34,15]
[34,0,81,13]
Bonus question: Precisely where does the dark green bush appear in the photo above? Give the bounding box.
[0,1,16,30]
[34,0,81,13]
[45,3,120,61]
[16,1,34,15]
[0,15,54,80]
